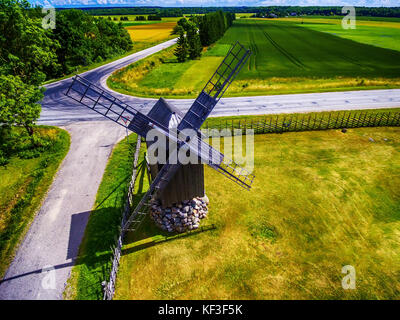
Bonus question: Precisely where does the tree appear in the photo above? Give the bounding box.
[174,26,188,62]
[177,17,189,30]
[0,0,60,85]
[0,75,43,136]
[199,11,233,47]
[50,9,132,76]
[186,21,202,60]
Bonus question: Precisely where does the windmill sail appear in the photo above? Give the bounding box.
[176,41,254,190]
[64,41,255,232]
[178,41,251,132]
[66,75,140,129]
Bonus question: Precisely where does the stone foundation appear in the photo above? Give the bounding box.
[150,195,209,233]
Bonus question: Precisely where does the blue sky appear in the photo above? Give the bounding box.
[29,0,400,8]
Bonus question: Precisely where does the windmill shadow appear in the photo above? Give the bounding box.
[66,211,91,260]
[122,222,216,256]
[0,207,116,297]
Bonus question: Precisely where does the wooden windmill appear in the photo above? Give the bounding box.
[65,41,255,232]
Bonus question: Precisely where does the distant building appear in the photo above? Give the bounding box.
[290,12,297,16]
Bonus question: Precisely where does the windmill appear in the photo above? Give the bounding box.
[65,41,255,233]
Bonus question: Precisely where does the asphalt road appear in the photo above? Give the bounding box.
[2,38,400,300]
[38,36,400,126]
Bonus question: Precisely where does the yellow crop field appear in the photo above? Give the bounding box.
[126,21,177,42]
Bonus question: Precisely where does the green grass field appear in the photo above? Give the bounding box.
[0,127,70,277]
[285,16,400,52]
[65,110,400,299]
[113,127,400,299]
[109,18,400,98]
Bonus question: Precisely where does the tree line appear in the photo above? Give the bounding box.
[172,11,235,63]
[251,6,400,18]
[0,0,133,140]
[80,6,400,18]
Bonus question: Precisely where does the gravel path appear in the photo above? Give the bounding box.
[0,122,125,300]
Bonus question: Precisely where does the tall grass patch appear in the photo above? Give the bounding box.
[0,126,70,277]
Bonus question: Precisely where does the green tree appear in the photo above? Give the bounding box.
[0,0,60,85]
[0,75,43,136]
[51,9,132,76]
[174,26,188,62]
[177,17,189,30]
[186,21,202,60]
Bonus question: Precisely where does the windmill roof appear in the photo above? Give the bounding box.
[147,97,184,129]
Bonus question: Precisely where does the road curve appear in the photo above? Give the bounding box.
[39,38,178,126]
[39,37,400,127]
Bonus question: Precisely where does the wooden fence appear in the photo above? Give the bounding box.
[203,110,400,136]
[103,136,142,300]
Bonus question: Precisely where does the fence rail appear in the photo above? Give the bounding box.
[203,110,400,136]
[103,136,142,300]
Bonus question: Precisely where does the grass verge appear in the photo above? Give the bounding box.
[0,126,70,278]
[43,35,176,86]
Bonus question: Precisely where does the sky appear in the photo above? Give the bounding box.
[29,0,400,8]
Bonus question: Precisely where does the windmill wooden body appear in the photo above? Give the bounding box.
[65,41,255,233]
[144,97,205,208]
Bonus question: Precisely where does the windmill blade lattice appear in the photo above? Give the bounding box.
[64,41,255,232]
[178,41,251,132]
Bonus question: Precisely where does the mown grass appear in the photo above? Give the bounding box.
[114,127,400,299]
[108,18,400,98]
[287,17,400,52]
[0,126,70,278]
[64,133,140,300]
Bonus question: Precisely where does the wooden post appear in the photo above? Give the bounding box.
[334,112,340,128]
[339,112,345,128]
[269,116,272,133]
[307,114,311,130]
[378,113,384,126]
[327,113,331,129]
[263,116,267,134]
